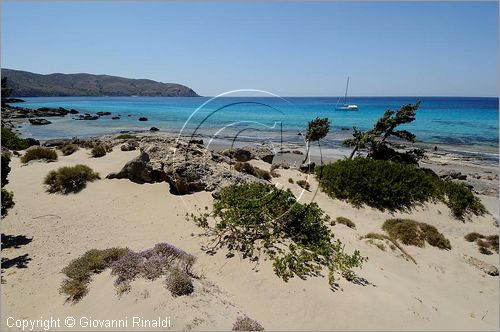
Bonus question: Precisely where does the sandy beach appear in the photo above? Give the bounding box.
[1,135,498,331]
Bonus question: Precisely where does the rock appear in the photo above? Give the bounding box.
[150,127,160,132]
[221,148,256,162]
[464,255,499,276]
[188,139,203,145]
[2,98,25,103]
[76,114,99,120]
[43,139,72,147]
[25,138,40,147]
[439,170,467,181]
[106,150,155,184]
[341,127,350,131]
[35,107,69,116]
[292,150,304,155]
[96,111,112,116]
[138,117,148,121]
[299,162,316,173]
[120,140,138,151]
[111,116,120,120]
[29,118,51,125]
[69,109,79,114]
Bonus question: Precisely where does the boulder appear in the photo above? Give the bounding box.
[138,117,148,121]
[25,138,40,147]
[106,151,155,184]
[120,140,138,151]
[96,111,112,116]
[299,162,316,173]
[111,116,120,120]
[76,114,99,120]
[29,118,51,125]
[189,139,203,145]
[221,148,253,162]
[35,107,69,116]
[464,255,499,276]
[150,127,160,132]
[69,109,79,114]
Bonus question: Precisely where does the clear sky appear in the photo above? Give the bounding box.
[1,1,498,97]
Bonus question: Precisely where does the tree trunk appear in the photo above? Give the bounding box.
[348,146,358,159]
[302,140,310,165]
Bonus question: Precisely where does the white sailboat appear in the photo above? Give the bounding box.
[335,76,358,111]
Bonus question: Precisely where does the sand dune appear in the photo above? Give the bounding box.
[1,147,498,330]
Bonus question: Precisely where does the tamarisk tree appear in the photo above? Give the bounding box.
[343,102,424,164]
[302,117,330,164]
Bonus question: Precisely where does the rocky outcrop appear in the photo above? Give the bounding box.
[107,137,261,195]
[29,118,51,125]
[96,111,112,116]
[76,114,99,120]
[69,109,79,114]
[111,116,120,120]
[150,127,159,132]
[120,140,138,151]
[464,255,499,276]
[138,117,148,121]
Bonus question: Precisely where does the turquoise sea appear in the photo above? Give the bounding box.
[16,96,499,162]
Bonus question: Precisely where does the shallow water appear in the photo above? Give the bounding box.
[16,96,499,162]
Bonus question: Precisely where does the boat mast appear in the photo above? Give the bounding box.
[344,76,350,104]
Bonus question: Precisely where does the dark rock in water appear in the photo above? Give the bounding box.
[106,151,155,184]
[299,162,316,173]
[69,109,79,114]
[341,127,350,131]
[76,114,99,120]
[111,116,120,120]
[188,139,203,145]
[138,117,148,121]
[127,115,132,117]
[25,138,40,147]
[29,118,51,125]
[150,127,160,132]
[35,107,69,116]
[96,111,112,116]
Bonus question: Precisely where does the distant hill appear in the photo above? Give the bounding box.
[1,69,199,97]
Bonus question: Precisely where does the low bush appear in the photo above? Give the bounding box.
[382,219,451,250]
[232,316,264,331]
[44,164,100,194]
[189,182,365,288]
[296,179,310,190]
[1,127,28,150]
[61,243,197,302]
[233,162,271,181]
[115,134,137,140]
[2,153,11,187]
[316,157,485,220]
[165,269,194,297]
[288,178,294,184]
[336,217,356,229]
[1,188,14,216]
[60,144,79,156]
[60,248,129,302]
[20,147,58,163]
[464,232,498,255]
[91,145,107,158]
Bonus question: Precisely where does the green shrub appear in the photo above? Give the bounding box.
[91,145,107,158]
[189,182,365,287]
[60,144,79,156]
[2,153,11,187]
[165,269,194,297]
[60,248,129,302]
[233,162,271,181]
[1,127,28,150]
[288,178,294,184]
[464,232,483,242]
[436,181,486,220]
[296,179,310,190]
[316,157,485,220]
[115,134,137,140]
[1,188,14,216]
[316,158,436,212]
[336,217,356,229]
[232,317,264,331]
[382,219,451,250]
[44,164,100,194]
[20,147,58,163]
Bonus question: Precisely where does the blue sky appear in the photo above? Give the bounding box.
[1,1,498,97]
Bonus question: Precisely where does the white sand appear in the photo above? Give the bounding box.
[1,148,498,330]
